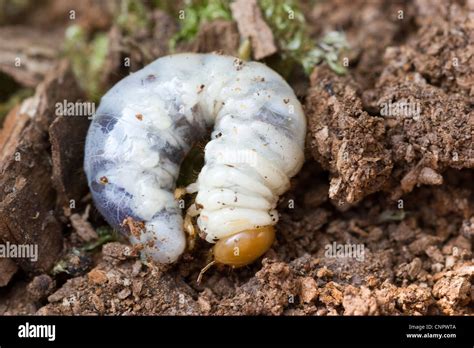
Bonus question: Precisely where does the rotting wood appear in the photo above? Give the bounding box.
[230,0,277,60]
[0,26,60,87]
[192,20,240,56]
[49,110,90,216]
[0,61,84,272]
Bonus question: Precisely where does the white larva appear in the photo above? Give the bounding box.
[84,53,306,265]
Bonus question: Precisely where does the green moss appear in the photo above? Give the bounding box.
[80,226,117,252]
[115,0,151,34]
[258,0,349,76]
[63,25,109,101]
[377,210,407,223]
[169,0,232,50]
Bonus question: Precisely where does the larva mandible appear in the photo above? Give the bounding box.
[84,53,306,267]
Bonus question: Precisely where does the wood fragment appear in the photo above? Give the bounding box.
[193,20,240,56]
[230,0,277,60]
[49,108,89,215]
[0,61,84,272]
[0,27,60,87]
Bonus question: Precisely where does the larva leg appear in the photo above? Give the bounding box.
[183,212,196,250]
[174,187,200,250]
[175,186,196,249]
[174,187,187,200]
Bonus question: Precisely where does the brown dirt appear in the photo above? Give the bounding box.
[0,0,472,316]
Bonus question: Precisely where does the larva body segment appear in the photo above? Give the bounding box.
[84,53,306,264]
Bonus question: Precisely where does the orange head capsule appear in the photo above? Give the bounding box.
[197,226,275,283]
[213,225,275,267]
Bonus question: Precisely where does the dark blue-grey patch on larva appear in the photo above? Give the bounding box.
[148,132,185,166]
[84,53,306,263]
[86,157,112,176]
[150,103,208,165]
[90,181,138,229]
[151,208,181,223]
[147,124,198,167]
[254,105,295,138]
[96,112,119,134]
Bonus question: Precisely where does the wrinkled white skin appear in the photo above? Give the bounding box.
[84,53,306,263]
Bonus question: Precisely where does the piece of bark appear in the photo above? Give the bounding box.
[230,0,277,60]
[192,20,240,56]
[49,109,90,215]
[0,61,84,272]
[0,26,61,87]
[0,258,18,287]
[0,103,63,273]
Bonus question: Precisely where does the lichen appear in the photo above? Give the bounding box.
[258,0,349,76]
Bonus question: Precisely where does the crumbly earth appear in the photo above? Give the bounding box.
[16,165,467,316]
[0,0,472,316]
[306,0,473,205]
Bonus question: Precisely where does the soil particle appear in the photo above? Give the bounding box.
[0,258,18,287]
[319,281,343,308]
[396,284,432,315]
[87,268,108,285]
[395,257,423,281]
[343,285,378,315]
[432,262,473,314]
[122,217,145,239]
[102,242,134,261]
[408,235,443,256]
[299,277,319,303]
[27,275,55,302]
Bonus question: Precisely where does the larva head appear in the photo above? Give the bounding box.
[212,226,275,268]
